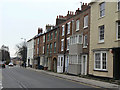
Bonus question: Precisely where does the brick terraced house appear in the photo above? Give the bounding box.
[28,1,120,79]
[68,3,90,75]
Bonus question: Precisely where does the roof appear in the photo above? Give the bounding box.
[33,6,90,39]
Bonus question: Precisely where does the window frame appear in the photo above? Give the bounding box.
[118,0,120,11]
[54,30,57,39]
[61,39,64,51]
[67,22,71,34]
[76,19,80,31]
[43,46,45,54]
[62,25,65,36]
[99,2,105,18]
[37,38,39,45]
[83,35,88,48]
[99,25,105,43]
[43,35,45,43]
[67,37,70,51]
[47,34,49,41]
[54,42,56,53]
[50,33,53,40]
[117,21,120,40]
[50,43,52,54]
[47,44,49,54]
[84,15,88,29]
[94,51,107,71]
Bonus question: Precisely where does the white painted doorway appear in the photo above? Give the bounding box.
[81,55,87,75]
[57,55,64,73]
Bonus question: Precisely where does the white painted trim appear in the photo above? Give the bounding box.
[67,37,70,51]
[116,21,120,40]
[81,55,87,75]
[83,35,88,48]
[94,51,107,71]
[76,20,80,31]
[62,25,65,36]
[99,25,105,43]
[61,39,64,51]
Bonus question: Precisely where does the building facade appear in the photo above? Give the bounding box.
[45,25,59,72]
[57,12,74,73]
[27,38,34,67]
[89,0,120,79]
[68,3,90,75]
[33,28,43,69]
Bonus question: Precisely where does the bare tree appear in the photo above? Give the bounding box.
[1,45,10,64]
[15,43,27,67]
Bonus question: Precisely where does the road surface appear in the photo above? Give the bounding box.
[2,66,102,89]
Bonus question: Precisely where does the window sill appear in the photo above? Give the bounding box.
[98,41,104,44]
[93,69,108,72]
[67,33,70,35]
[83,46,87,48]
[115,10,120,13]
[76,29,79,32]
[83,26,88,29]
[98,16,105,20]
[115,39,120,42]
[67,49,69,51]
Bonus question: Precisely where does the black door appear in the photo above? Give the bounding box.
[28,59,30,67]
[113,48,120,79]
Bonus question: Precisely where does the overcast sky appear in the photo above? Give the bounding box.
[0,0,91,57]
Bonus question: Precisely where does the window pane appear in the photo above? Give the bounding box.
[118,22,120,39]
[84,15,88,28]
[95,53,101,69]
[61,57,63,66]
[76,20,79,31]
[102,53,107,69]
[62,26,65,36]
[68,23,70,34]
[118,0,120,10]
[99,25,104,41]
[100,2,105,17]
[84,35,87,47]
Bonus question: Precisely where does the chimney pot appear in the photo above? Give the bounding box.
[68,11,69,14]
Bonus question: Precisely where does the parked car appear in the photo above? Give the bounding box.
[0,62,6,68]
[38,65,44,70]
[8,62,13,66]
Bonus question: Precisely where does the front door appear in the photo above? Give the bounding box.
[113,48,120,79]
[28,59,30,67]
[81,55,87,75]
[57,56,64,73]
[53,58,57,72]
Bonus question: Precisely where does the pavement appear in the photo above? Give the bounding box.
[26,67,119,89]
[0,68,3,90]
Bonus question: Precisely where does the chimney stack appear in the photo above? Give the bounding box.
[38,28,43,34]
[81,3,88,11]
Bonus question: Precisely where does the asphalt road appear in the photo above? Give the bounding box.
[2,66,101,89]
